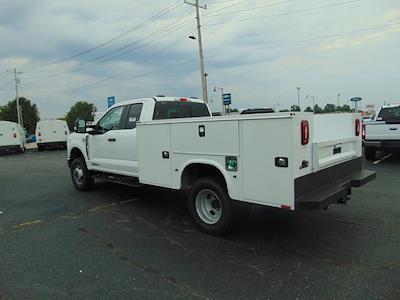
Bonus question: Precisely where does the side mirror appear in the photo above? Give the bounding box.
[74,118,87,133]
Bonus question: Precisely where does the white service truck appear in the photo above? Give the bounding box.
[67,96,375,235]
[0,121,26,153]
[35,120,70,151]
[363,104,400,160]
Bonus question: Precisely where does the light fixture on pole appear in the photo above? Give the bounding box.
[337,93,341,107]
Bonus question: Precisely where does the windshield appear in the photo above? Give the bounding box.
[377,106,400,122]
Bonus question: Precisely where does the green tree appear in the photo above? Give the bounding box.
[291,105,301,112]
[304,106,313,112]
[337,104,351,112]
[65,101,96,130]
[0,97,40,134]
[313,104,323,114]
[323,103,336,113]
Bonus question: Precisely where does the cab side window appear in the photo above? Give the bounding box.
[125,103,143,129]
[98,106,124,133]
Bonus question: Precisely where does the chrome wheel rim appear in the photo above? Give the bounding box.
[195,189,222,225]
[73,165,84,185]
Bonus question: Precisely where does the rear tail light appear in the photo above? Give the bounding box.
[301,120,309,145]
[180,98,188,102]
[362,124,366,140]
[13,133,17,138]
[355,119,360,136]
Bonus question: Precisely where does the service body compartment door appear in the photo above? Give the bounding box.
[241,118,294,209]
[137,123,172,188]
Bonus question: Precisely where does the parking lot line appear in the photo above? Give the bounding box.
[373,153,393,165]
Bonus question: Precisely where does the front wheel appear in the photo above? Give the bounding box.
[187,177,234,236]
[70,157,93,191]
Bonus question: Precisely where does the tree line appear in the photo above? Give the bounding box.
[280,104,352,113]
[0,98,96,134]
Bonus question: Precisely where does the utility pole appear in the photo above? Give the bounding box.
[184,0,208,103]
[337,93,341,107]
[7,68,23,127]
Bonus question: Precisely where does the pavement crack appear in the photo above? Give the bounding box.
[76,227,208,300]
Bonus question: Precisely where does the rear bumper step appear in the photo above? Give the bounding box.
[295,158,376,210]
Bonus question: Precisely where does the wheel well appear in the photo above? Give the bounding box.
[69,148,84,167]
[181,164,226,189]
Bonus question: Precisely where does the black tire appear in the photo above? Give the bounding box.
[187,177,234,236]
[365,147,376,161]
[70,157,93,191]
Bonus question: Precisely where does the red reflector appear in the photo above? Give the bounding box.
[301,120,309,145]
[13,133,17,138]
[362,124,366,140]
[180,98,187,102]
[281,205,291,210]
[355,119,360,136]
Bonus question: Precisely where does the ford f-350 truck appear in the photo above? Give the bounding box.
[67,96,375,235]
[363,104,400,160]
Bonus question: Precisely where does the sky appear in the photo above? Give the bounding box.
[0,0,399,119]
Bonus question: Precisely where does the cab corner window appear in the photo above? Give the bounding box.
[125,103,143,129]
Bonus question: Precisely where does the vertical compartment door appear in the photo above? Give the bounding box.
[137,124,172,188]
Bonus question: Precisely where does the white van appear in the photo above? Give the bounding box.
[35,120,70,151]
[0,121,26,153]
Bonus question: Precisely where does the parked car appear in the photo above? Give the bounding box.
[0,121,26,153]
[67,96,375,235]
[35,120,70,151]
[363,104,400,160]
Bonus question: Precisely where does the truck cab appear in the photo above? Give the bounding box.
[67,96,211,177]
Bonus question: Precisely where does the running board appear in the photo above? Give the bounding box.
[92,172,142,188]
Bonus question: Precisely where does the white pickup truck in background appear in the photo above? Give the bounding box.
[67,96,375,235]
[363,104,400,160]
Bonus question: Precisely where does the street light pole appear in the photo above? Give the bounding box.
[306,95,315,111]
[337,93,341,107]
[214,86,224,115]
[296,87,301,109]
[185,0,208,103]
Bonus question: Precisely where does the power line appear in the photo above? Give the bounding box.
[24,22,400,96]
[22,0,183,71]
[24,29,197,95]
[204,0,296,17]
[23,13,195,81]
[204,0,363,26]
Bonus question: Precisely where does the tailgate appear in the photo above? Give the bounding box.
[312,114,362,172]
[366,122,400,140]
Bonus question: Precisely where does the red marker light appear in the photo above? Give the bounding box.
[355,119,360,136]
[281,205,291,210]
[180,98,187,102]
[301,120,309,145]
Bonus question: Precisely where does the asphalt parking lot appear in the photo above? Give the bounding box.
[0,150,399,299]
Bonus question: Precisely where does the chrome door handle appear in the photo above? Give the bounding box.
[108,138,116,142]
